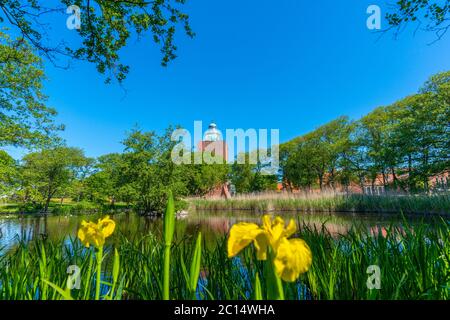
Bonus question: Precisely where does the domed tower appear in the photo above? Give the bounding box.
[203,122,222,142]
[197,122,231,199]
[197,122,228,162]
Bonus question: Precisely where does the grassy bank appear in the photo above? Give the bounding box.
[0,201,130,215]
[0,217,448,300]
[189,193,450,215]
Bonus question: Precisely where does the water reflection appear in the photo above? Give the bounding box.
[0,211,435,254]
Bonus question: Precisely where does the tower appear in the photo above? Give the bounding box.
[197,122,228,163]
[197,122,231,199]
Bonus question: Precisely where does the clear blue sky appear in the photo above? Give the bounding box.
[5,0,450,159]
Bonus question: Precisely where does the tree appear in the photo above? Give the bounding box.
[313,116,354,190]
[230,152,278,193]
[84,153,127,204]
[68,156,95,203]
[119,127,188,214]
[385,0,450,41]
[0,0,194,83]
[341,124,373,192]
[0,32,62,148]
[357,107,394,189]
[281,70,450,194]
[0,149,18,195]
[388,72,450,191]
[184,152,229,196]
[20,147,88,211]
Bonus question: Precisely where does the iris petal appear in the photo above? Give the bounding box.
[253,233,269,260]
[262,215,297,248]
[283,219,297,238]
[274,238,312,282]
[228,223,267,259]
[99,217,116,237]
[77,217,115,248]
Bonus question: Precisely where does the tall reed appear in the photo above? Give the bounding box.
[190,193,450,215]
[162,191,175,300]
[0,216,447,300]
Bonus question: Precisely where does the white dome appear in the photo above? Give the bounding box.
[203,122,222,142]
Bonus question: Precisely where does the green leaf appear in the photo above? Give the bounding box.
[163,190,175,246]
[42,279,73,300]
[254,272,263,300]
[189,232,202,298]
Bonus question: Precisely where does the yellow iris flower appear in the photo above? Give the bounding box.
[78,216,116,248]
[228,215,312,282]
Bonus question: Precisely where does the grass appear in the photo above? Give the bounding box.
[0,201,130,215]
[189,192,450,216]
[0,216,448,300]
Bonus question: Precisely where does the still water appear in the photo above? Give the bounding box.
[0,211,436,254]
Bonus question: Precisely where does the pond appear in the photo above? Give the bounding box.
[0,211,439,255]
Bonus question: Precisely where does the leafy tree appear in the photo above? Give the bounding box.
[184,152,229,196]
[340,124,373,191]
[84,153,128,205]
[230,155,253,193]
[388,71,450,191]
[67,156,95,203]
[357,107,395,188]
[282,133,331,192]
[230,152,278,193]
[281,70,449,194]
[314,116,354,190]
[0,32,62,148]
[119,127,188,214]
[20,147,88,211]
[385,0,450,41]
[0,149,18,195]
[0,0,194,83]
[284,117,354,191]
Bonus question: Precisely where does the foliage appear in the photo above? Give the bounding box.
[191,193,450,215]
[281,71,450,194]
[0,31,62,148]
[117,127,189,214]
[230,152,278,193]
[282,117,354,191]
[19,147,90,211]
[184,152,229,196]
[0,0,194,83]
[385,0,450,40]
[0,149,17,194]
[0,216,448,300]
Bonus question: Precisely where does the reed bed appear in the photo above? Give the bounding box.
[189,193,450,215]
[0,217,448,300]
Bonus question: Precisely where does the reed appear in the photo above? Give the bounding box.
[162,191,175,300]
[0,216,447,300]
[189,193,450,215]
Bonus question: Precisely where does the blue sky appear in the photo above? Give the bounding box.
[5,0,450,159]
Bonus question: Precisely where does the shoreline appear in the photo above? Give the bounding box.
[189,194,450,217]
[191,207,450,217]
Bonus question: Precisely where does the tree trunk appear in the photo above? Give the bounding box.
[330,168,336,191]
[391,167,400,193]
[44,194,52,213]
[408,154,413,193]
